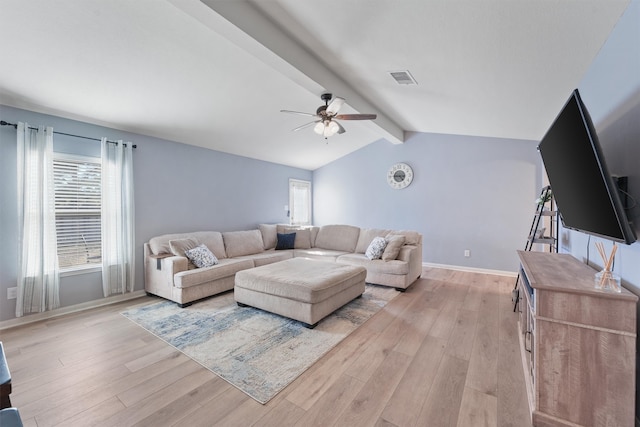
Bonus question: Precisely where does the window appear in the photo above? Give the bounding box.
[289,179,312,226]
[53,154,102,269]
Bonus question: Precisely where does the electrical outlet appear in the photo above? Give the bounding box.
[464,249,470,257]
[7,287,17,300]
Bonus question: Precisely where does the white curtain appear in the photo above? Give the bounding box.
[16,122,60,317]
[101,138,135,296]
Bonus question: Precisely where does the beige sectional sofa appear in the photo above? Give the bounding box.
[144,224,422,307]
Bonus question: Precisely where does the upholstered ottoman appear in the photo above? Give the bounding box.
[234,258,366,328]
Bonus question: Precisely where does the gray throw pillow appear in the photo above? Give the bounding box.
[259,224,278,249]
[382,235,405,261]
[365,236,387,260]
[184,244,219,268]
[284,227,312,249]
[169,238,199,257]
[169,238,199,269]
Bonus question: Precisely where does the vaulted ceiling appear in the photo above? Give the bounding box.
[0,0,630,170]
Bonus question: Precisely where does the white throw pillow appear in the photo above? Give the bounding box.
[365,236,387,260]
[184,244,219,268]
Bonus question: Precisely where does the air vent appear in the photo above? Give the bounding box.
[389,70,417,85]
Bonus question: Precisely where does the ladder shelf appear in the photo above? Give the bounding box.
[512,185,558,311]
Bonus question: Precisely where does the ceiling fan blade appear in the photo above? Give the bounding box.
[326,97,345,115]
[334,113,377,120]
[335,121,346,134]
[281,110,317,117]
[292,120,320,132]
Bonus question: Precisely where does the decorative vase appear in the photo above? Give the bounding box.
[594,270,621,293]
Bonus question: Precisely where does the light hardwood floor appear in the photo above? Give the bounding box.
[0,268,532,427]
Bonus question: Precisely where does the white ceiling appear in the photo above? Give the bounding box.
[0,0,630,170]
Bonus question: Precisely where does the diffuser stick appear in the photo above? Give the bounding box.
[595,242,619,291]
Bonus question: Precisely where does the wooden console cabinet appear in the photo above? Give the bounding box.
[516,251,637,426]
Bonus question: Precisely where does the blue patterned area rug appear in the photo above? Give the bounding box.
[121,284,398,404]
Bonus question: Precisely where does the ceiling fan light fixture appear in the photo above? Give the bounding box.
[316,120,340,138]
[282,93,376,137]
[322,120,335,138]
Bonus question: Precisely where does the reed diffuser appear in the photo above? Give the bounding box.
[594,242,621,292]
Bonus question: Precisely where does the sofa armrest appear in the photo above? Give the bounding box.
[144,242,189,299]
[161,256,189,274]
[396,245,414,262]
[397,244,423,283]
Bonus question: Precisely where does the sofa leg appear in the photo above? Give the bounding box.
[395,287,406,292]
[0,396,10,410]
[237,302,249,308]
[304,321,318,329]
[178,302,192,308]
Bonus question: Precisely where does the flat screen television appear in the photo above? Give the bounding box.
[538,89,636,244]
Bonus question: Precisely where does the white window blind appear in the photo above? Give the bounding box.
[53,155,102,269]
[289,179,312,226]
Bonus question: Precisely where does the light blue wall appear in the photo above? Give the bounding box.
[0,105,311,322]
[561,0,640,292]
[313,132,541,272]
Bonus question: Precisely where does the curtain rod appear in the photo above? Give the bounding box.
[0,120,137,148]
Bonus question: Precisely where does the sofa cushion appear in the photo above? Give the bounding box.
[193,231,227,259]
[174,259,254,288]
[387,230,421,246]
[337,253,410,275]
[169,238,199,269]
[284,227,312,249]
[222,230,264,258]
[309,226,320,247]
[184,244,219,268]
[169,238,199,257]
[276,224,292,234]
[235,249,294,267]
[382,235,406,261]
[355,228,391,253]
[293,248,350,262]
[276,232,296,250]
[314,224,360,252]
[365,236,387,260]
[148,231,227,259]
[259,224,278,250]
[275,225,319,246]
[149,233,189,255]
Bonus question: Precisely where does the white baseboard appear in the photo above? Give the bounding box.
[0,290,146,331]
[423,262,518,278]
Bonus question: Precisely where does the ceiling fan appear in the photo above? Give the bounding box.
[281,93,377,138]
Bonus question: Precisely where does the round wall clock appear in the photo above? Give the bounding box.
[387,162,413,189]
